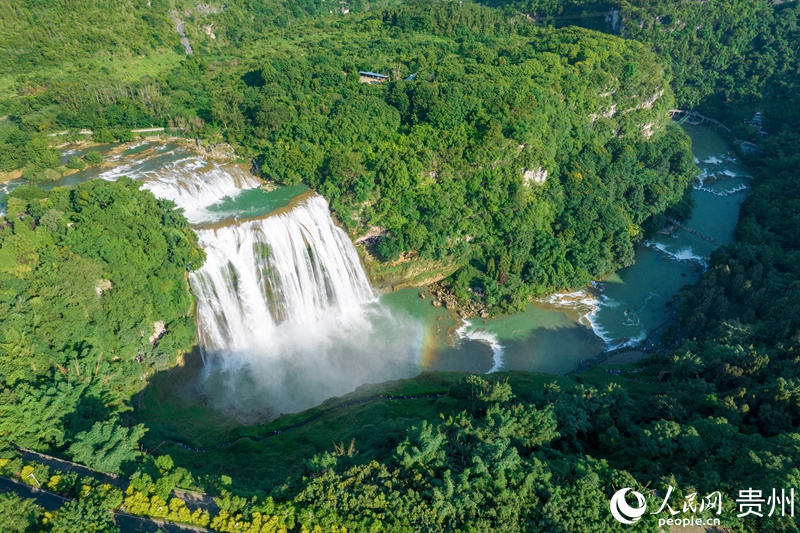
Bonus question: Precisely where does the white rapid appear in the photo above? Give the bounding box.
[98,152,260,223]
[189,193,421,416]
[455,321,505,373]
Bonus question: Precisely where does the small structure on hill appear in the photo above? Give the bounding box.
[359,71,389,84]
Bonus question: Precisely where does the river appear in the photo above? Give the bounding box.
[380,124,750,375]
[0,125,748,417]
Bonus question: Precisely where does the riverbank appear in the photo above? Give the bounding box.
[6,123,743,394]
[0,169,22,184]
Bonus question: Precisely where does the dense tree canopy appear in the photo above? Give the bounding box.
[0,179,203,454]
[1,1,697,311]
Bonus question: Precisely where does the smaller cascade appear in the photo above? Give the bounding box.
[542,287,614,348]
[98,151,260,223]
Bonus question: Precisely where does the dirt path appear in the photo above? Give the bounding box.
[176,21,193,55]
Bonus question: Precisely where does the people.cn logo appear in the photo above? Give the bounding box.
[610,488,648,525]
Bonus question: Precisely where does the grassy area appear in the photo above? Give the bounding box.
[134,363,660,492]
[574,357,669,396]
[0,49,186,99]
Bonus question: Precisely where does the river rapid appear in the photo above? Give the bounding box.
[1,125,748,417]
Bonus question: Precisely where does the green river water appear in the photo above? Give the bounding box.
[0,125,749,415]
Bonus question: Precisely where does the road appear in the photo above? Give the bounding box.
[48,127,167,137]
[0,476,213,532]
[17,445,125,489]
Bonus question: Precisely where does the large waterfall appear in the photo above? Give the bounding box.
[189,193,421,416]
[77,144,422,416]
[191,194,374,352]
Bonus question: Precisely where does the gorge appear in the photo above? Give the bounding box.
[1,122,746,418]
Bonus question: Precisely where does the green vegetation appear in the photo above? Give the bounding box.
[0,179,204,458]
[2,1,698,311]
[0,493,43,532]
[247,12,696,311]
[1,0,800,531]
[475,0,800,127]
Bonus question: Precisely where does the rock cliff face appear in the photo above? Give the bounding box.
[522,167,548,186]
[358,246,460,291]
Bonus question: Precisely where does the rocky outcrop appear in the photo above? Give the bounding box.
[522,167,548,186]
[149,321,166,346]
[95,279,113,296]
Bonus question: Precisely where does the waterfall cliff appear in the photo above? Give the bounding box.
[191,195,375,353]
[188,193,420,415]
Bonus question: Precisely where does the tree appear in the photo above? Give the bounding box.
[0,494,42,532]
[48,500,119,533]
[68,421,146,474]
[83,151,104,166]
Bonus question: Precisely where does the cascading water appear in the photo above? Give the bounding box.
[98,153,261,223]
[69,143,423,417]
[192,195,374,350]
[189,194,422,416]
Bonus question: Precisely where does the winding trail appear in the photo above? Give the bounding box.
[176,21,193,55]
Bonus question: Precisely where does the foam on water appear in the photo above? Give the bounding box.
[645,241,707,266]
[694,181,749,196]
[541,286,617,348]
[455,321,505,373]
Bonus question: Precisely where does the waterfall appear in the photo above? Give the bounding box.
[191,195,374,352]
[189,194,421,416]
[98,154,260,223]
[74,144,422,415]
[0,141,423,414]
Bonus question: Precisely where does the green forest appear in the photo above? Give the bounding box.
[1,1,699,311]
[1,0,800,531]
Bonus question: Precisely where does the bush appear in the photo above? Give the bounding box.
[112,127,134,143]
[25,167,61,183]
[83,151,104,166]
[65,155,86,170]
[91,129,115,143]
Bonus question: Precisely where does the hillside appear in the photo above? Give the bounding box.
[2,1,800,532]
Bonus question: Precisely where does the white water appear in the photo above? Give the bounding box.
[542,287,616,348]
[455,321,505,373]
[695,168,749,197]
[190,194,421,415]
[98,155,260,223]
[644,240,708,266]
[192,195,374,349]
